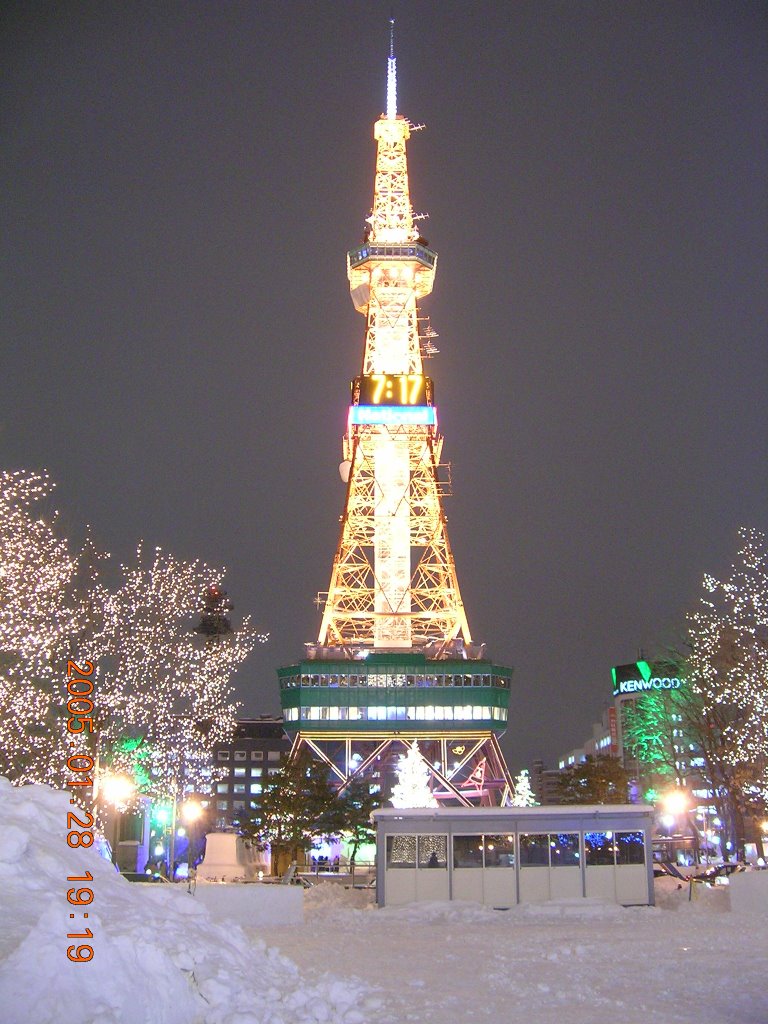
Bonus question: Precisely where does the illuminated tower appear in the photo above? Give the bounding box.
[279,25,513,806]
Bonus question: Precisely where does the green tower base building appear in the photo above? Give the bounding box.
[278,653,514,806]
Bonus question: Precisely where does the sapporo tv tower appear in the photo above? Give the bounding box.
[278,24,514,806]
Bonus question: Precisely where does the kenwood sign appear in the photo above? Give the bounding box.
[613,676,682,696]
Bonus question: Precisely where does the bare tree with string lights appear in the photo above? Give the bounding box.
[683,527,768,854]
[0,471,85,784]
[0,470,269,811]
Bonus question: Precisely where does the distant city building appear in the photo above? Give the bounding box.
[211,717,289,829]
[610,660,689,784]
[535,660,721,863]
[530,759,564,805]
[558,705,615,770]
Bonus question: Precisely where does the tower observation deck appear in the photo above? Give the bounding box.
[279,26,514,806]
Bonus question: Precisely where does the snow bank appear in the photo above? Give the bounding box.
[728,869,768,917]
[190,880,304,926]
[0,780,380,1024]
[653,874,730,913]
[304,880,375,914]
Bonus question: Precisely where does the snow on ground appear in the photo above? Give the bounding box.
[2,781,767,1024]
[273,880,767,1024]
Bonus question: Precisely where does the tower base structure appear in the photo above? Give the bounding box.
[278,652,514,807]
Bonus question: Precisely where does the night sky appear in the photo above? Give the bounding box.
[2,2,766,772]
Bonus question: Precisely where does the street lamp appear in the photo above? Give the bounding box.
[181,799,203,886]
[100,774,137,865]
[661,790,689,817]
[660,790,691,864]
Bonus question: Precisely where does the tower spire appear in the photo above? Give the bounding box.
[387,17,397,120]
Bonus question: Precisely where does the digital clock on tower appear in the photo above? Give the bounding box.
[354,374,433,406]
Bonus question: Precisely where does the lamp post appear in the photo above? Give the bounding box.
[100,774,137,867]
[181,798,203,886]
[660,789,690,865]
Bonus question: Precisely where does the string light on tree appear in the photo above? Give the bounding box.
[511,769,538,807]
[0,471,85,786]
[0,469,270,815]
[686,527,768,829]
[390,742,438,808]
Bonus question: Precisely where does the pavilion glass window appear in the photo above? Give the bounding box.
[550,833,580,866]
[417,835,447,869]
[616,831,645,865]
[584,831,616,866]
[519,833,549,866]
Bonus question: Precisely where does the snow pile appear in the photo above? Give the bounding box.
[303,880,374,914]
[514,896,629,920]
[0,780,380,1024]
[378,898,500,924]
[654,875,730,913]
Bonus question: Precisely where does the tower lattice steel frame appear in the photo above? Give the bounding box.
[279,28,514,807]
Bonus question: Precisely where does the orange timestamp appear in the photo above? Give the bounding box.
[65,659,96,963]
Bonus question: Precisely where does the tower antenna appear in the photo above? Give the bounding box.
[386,16,397,119]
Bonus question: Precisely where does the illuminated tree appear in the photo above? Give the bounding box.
[90,544,264,805]
[683,528,768,851]
[511,769,538,807]
[0,471,82,784]
[621,686,684,781]
[390,741,438,808]
[0,470,267,805]
[621,531,768,855]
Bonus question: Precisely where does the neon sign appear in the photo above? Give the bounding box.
[613,676,682,696]
[350,405,437,426]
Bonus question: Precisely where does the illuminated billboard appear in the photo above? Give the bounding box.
[611,660,683,698]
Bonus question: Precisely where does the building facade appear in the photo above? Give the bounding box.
[211,717,290,829]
